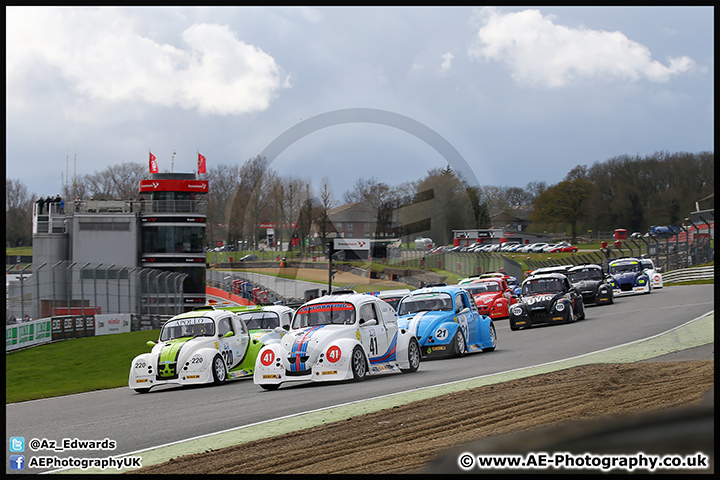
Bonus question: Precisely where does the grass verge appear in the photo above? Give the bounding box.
[6,329,159,404]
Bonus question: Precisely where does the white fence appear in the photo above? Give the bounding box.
[662,266,715,284]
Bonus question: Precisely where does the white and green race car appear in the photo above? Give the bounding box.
[128,304,290,393]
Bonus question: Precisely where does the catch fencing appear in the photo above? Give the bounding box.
[5,262,187,323]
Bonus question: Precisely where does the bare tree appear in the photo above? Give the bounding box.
[314,178,335,252]
[205,164,242,247]
[6,178,34,247]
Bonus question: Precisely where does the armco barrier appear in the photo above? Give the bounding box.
[662,266,714,284]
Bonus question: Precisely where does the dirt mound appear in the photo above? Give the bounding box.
[129,359,713,474]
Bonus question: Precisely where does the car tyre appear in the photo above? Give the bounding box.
[452,330,466,357]
[351,346,367,381]
[576,300,585,320]
[567,304,575,323]
[212,355,227,385]
[482,323,497,352]
[401,337,421,373]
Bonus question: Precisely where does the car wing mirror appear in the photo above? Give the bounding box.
[458,307,470,315]
[274,326,288,334]
[361,319,378,326]
[146,340,156,347]
[221,331,234,338]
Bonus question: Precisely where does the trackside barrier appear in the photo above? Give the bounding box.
[662,266,715,284]
[6,318,53,352]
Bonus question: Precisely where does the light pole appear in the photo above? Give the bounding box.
[93,263,103,315]
[117,267,127,313]
[105,264,115,314]
[66,261,77,314]
[51,260,63,317]
[34,262,46,319]
[18,264,31,321]
[79,262,90,317]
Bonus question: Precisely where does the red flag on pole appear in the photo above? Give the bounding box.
[198,152,206,174]
[149,151,158,173]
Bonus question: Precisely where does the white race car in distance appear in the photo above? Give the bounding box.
[640,257,664,289]
[253,292,421,390]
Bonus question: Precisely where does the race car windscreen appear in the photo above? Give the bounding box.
[522,278,564,295]
[239,311,280,330]
[292,302,356,328]
[160,317,216,341]
[568,269,603,282]
[609,261,641,274]
[397,293,453,315]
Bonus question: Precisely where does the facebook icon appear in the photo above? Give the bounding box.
[10,455,25,470]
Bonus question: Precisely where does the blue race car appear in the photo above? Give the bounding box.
[607,257,652,296]
[396,285,496,358]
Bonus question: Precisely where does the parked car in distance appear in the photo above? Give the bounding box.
[549,242,579,253]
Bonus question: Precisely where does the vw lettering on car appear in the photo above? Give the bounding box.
[396,285,496,358]
[128,304,285,393]
[607,257,653,296]
[509,273,585,331]
[253,292,420,390]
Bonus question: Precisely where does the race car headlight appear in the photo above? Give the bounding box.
[555,302,565,312]
[638,278,646,285]
[511,306,523,316]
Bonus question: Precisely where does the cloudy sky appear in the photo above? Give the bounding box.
[6,6,714,201]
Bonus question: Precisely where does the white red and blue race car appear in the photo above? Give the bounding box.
[253,292,420,390]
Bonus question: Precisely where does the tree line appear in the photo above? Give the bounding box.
[531,151,714,242]
[5,150,714,249]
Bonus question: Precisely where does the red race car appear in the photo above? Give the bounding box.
[460,277,517,319]
[549,242,578,253]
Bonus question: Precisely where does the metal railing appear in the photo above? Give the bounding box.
[5,262,187,322]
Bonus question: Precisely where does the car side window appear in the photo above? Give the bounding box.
[232,316,247,335]
[359,303,378,324]
[466,293,479,313]
[218,317,233,337]
[455,293,468,312]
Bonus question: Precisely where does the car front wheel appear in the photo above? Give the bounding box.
[212,355,227,385]
[483,323,497,352]
[452,330,466,357]
[401,338,421,373]
[351,346,367,381]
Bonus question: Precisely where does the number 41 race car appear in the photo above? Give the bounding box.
[253,292,421,390]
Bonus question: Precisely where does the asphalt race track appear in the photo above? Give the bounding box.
[5,284,713,474]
